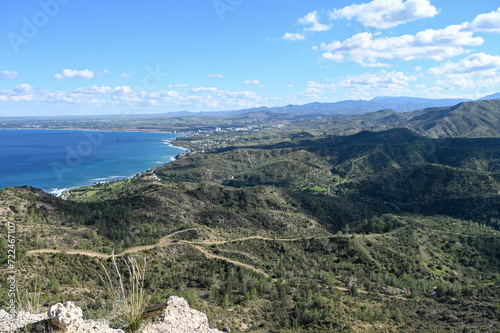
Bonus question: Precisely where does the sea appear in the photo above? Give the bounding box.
[0,129,187,196]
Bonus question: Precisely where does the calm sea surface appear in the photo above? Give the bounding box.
[0,129,186,195]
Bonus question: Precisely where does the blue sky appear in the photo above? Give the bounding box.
[1,0,500,116]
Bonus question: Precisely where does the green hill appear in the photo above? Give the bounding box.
[287,99,500,139]
[2,129,500,332]
[407,100,500,138]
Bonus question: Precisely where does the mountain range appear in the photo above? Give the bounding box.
[232,96,471,116]
[160,92,499,118]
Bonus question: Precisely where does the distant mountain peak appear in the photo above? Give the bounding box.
[478,92,500,101]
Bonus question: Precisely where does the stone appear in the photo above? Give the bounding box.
[0,296,220,333]
[143,296,223,333]
[48,301,83,330]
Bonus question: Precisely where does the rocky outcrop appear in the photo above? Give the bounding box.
[143,296,223,333]
[48,301,83,330]
[0,310,47,333]
[0,307,122,332]
[0,297,222,333]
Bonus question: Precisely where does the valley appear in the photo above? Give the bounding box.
[2,101,500,331]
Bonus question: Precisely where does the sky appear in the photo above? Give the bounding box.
[0,0,500,116]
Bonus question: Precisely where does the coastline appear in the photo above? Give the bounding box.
[57,148,189,199]
[0,127,188,135]
[0,129,190,196]
[54,142,190,198]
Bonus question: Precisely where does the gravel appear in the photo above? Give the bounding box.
[0,310,47,332]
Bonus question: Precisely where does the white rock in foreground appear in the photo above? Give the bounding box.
[47,301,123,332]
[0,310,47,333]
[48,301,83,330]
[0,304,123,332]
[0,297,221,332]
[144,296,223,333]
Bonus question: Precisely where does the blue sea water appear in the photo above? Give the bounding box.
[0,129,187,195]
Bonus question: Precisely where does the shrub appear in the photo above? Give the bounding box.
[99,255,149,332]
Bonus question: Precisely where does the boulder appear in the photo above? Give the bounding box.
[48,301,83,330]
[47,301,123,332]
[144,296,223,333]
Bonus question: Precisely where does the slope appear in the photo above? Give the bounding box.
[2,129,500,332]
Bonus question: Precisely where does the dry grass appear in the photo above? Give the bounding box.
[99,254,149,333]
[16,278,42,314]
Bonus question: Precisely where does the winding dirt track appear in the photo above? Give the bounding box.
[189,244,270,278]
[26,230,389,272]
[27,228,204,258]
[26,229,301,277]
[26,230,413,299]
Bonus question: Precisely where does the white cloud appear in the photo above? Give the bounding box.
[282,11,331,42]
[468,7,500,33]
[74,85,114,94]
[339,71,417,98]
[0,84,141,106]
[0,85,46,104]
[361,62,392,68]
[416,86,483,100]
[429,53,500,75]
[283,32,306,41]
[117,72,132,79]
[97,70,109,78]
[301,81,336,99]
[338,71,416,87]
[14,84,34,93]
[0,83,276,113]
[11,95,36,102]
[191,87,218,93]
[322,52,345,62]
[168,83,187,88]
[184,89,274,110]
[244,80,260,84]
[298,11,332,32]
[114,86,133,94]
[429,53,500,89]
[208,74,224,78]
[329,0,439,29]
[320,24,483,66]
[53,69,94,80]
[293,70,418,101]
[1,71,18,79]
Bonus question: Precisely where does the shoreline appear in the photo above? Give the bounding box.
[0,128,191,197]
[0,127,189,135]
[54,146,189,198]
[56,152,187,200]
